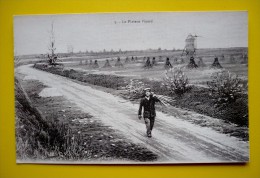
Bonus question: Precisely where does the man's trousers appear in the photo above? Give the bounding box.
[144,117,155,135]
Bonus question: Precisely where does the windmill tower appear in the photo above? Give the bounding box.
[182,34,201,57]
[182,34,201,68]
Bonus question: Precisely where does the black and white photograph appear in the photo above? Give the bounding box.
[14,12,248,164]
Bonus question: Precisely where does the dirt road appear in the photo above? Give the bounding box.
[16,65,249,163]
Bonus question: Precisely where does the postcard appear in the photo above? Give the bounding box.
[14,12,248,164]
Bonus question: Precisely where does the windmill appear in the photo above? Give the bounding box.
[181,34,202,57]
[181,34,202,68]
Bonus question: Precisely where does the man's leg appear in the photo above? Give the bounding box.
[144,118,151,137]
[150,117,155,131]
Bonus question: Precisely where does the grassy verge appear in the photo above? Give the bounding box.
[15,78,157,162]
[33,64,248,127]
[136,78,248,127]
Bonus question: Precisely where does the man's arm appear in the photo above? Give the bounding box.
[152,93,161,102]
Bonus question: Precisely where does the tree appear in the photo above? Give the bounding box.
[48,22,56,57]
[47,22,58,65]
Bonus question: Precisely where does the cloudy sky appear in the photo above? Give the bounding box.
[14,11,247,55]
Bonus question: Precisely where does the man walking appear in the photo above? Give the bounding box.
[138,88,161,138]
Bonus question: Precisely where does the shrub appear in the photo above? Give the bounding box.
[148,80,170,96]
[125,79,146,99]
[163,68,191,96]
[207,70,244,107]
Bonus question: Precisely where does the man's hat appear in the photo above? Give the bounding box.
[144,88,151,92]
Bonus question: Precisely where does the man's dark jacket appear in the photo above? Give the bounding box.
[138,96,160,118]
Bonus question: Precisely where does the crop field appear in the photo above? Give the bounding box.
[32,47,248,128]
[60,47,248,86]
[15,47,249,162]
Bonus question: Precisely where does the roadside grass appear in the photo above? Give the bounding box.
[16,78,158,162]
[33,64,248,128]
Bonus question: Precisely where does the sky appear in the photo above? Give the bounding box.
[14,12,248,55]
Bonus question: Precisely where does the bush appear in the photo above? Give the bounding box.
[34,64,128,90]
[163,68,191,96]
[125,79,146,99]
[207,70,244,107]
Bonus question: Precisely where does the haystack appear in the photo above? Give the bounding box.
[115,57,124,67]
[103,59,112,68]
[144,57,152,69]
[173,57,178,63]
[180,57,185,64]
[187,56,198,68]
[79,59,83,65]
[229,55,236,63]
[158,56,163,62]
[89,60,93,67]
[241,53,248,64]
[152,57,156,66]
[92,60,99,68]
[125,57,130,63]
[211,57,223,68]
[164,58,173,69]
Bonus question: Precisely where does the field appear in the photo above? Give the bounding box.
[59,47,248,85]
[32,47,248,127]
[15,47,249,163]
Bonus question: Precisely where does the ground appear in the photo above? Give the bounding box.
[15,60,249,163]
[15,77,158,163]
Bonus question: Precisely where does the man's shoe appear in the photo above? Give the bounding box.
[147,133,152,138]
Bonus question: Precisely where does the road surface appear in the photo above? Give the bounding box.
[16,65,249,163]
